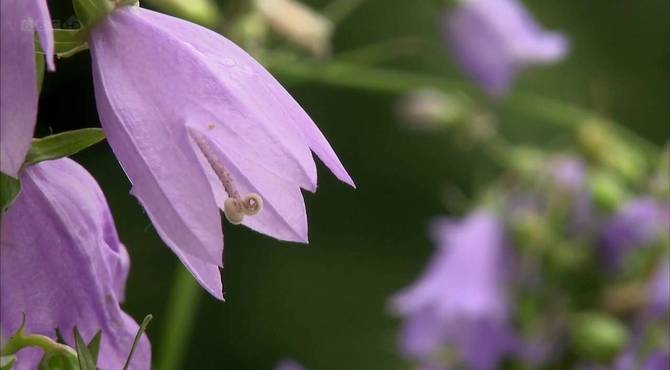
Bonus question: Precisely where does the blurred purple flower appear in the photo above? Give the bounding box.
[600,198,669,269]
[392,211,514,370]
[1,0,54,176]
[88,6,354,299]
[442,0,569,97]
[0,158,150,370]
[548,155,594,232]
[580,346,670,370]
[275,359,306,370]
[648,259,670,316]
[643,352,670,370]
[549,155,586,192]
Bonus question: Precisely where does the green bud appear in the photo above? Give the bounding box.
[571,312,628,361]
[579,121,648,183]
[508,146,545,177]
[396,89,472,131]
[549,241,589,272]
[37,351,79,370]
[589,170,629,212]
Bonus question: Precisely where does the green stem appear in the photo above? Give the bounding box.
[156,265,203,370]
[1,333,75,359]
[261,51,659,155]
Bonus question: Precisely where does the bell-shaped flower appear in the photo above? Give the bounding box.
[441,0,569,97]
[0,158,150,370]
[87,5,354,299]
[599,198,669,269]
[1,0,54,176]
[391,211,515,370]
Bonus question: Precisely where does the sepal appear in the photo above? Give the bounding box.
[22,128,106,168]
[0,355,17,370]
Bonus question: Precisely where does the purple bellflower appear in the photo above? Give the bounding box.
[392,211,514,370]
[0,158,150,370]
[87,6,354,299]
[0,0,54,177]
[442,0,569,97]
[600,198,669,269]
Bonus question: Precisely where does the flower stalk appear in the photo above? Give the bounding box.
[1,322,77,362]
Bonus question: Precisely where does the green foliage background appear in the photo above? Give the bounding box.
[39,0,669,369]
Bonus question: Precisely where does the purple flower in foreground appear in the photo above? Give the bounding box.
[88,6,354,299]
[600,198,669,269]
[0,159,150,370]
[0,0,54,177]
[442,0,568,96]
[392,211,514,370]
[275,359,306,370]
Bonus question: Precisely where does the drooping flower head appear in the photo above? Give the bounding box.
[1,0,54,176]
[0,158,150,370]
[600,198,669,269]
[392,211,514,370]
[87,5,354,299]
[442,0,569,97]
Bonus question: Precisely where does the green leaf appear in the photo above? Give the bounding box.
[23,129,106,168]
[86,331,102,364]
[73,328,96,370]
[0,173,21,213]
[0,355,17,370]
[122,315,152,370]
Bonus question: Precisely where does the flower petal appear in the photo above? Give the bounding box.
[190,124,309,243]
[103,7,318,191]
[1,0,40,176]
[29,0,54,71]
[135,7,354,188]
[90,26,225,267]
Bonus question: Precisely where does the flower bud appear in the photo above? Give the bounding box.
[579,121,647,183]
[255,0,333,57]
[589,170,629,211]
[570,312,628,361]
[396,89,470,130]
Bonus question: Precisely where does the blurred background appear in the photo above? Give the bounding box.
[38,0,668,369]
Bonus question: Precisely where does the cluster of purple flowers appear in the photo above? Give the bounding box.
[1,0,665,369]
[391,152,669,370]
